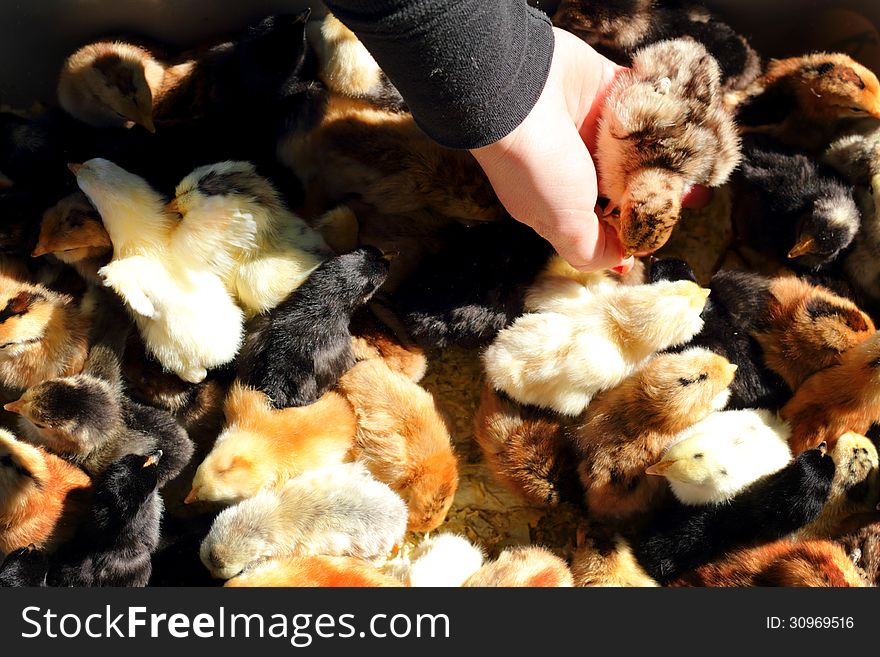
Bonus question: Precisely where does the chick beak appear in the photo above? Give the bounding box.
[67,162,83,175]
[726,363,739,378]
[183,488,199,505]
[31,243,49,258]
[646,460,677,476]
[143,449,163,468]
[818,441,828,457]
[137,112,156,134]
[3,400,25,415]
[381,250,400,263]
[788,236,816,259]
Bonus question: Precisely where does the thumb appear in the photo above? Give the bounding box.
[536,211,628,272]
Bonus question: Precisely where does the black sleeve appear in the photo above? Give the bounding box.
[323,0,555,149]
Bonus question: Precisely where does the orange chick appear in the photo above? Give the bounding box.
[225,555,402,587]
[463,547,573,587]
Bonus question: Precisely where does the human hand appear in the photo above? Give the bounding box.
[470,27,632,272]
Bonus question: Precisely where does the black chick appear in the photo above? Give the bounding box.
[634,445,835,583]
[732,135,860,271]
[393,220,554,349]
[47,451,162,587]
[237,247,391,409]
[0,545,49,587]
[650,259,790,410]
[552,0,761,91]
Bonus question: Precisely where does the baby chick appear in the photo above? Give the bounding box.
[669,538,865,587]
[462,547,573,587]
[799,432,879,539]
[734,53,880,152]
[237,247,390,409]
[73,158,244,383]
[307,13,405,112]
[732,134,860,270]
[168,161,330,317]
[0,274,90,395]
[649,260,790,410]
[634,445,835,583]
[782,332,880,454]
[597,39,740,255]
[200,462,407,580]
[47,451,163,587]
[755,275,875,391]
[570,527,658,587]
[392,533,485,587]
[393,219,554,349]
[6,342,193,486]
[553,0,761,91]
[483,279,709,416]
[571,348,736,521]
[0,545,49,587]
[225,555,402,587]
[838,523,880,586]
[473,386,581,507]
[0,429,91,556]
[186,383,356,505]
[338,358,458,532]
[646,409,793,505]
[32,191,111,284]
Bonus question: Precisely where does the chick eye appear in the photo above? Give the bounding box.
[0,453,12,467]
[33,422,47,429]
[678,372,709,386]
[869,356,880,368]
[850,107,867,113]
[694,453,704,460]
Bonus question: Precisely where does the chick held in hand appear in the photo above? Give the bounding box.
[648,260,789,410]
[0,429,91,556]
[47,451,163,587]
[670,538,865,587]
[646,409,792,506]
[0,275,90,394]
[473,386,581,507]
[338,359,458,532]
[462,547,573,587]
[169,161,330,318]
[72,158,244,383]
[571,348,736,521]
[754,275,875,391]
[225,555,402,588]
[199,462,407,580]
[237,247,390,409]
[186,383,356,505]
[32,191,111,284]
[732,134,859,270]
[596,39,740,255]
[483,279,709,417]
[634,445,835,583]
[782,332,880,455]
[6,343,193,486]
[733,53,880,152]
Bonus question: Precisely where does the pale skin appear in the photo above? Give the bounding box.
[471,28,708,273]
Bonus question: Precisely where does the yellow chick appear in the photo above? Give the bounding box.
[168,161,331,317]
[646,409,793,505]
[186,383,357,505]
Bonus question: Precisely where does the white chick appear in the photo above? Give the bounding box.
[646,409,793,505]
[72,158,244,383]
[169,161,331,317]
[401,533,485,587]
[523,254,620,314]
[199,462,407,580]
[483,279,709,416]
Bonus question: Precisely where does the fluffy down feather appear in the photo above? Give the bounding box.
[225,555,402,587]
[463,547,573,587]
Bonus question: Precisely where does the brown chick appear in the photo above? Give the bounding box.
[782,332,880,454]
[225,555,402,587]
[186,382,356,505]
[798,432,880,539]
[337,358,458,532]
[570,348,737,522]
[473,386,582,507]
[0,274,90,396]
[462,547,573,587]
[0,428,91,556]
[838,523,880,586]
[669,539,866,587]
[734,53,880,151]
[32,191,111,284]
[755,276,875,391]
[570,525,658,587]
